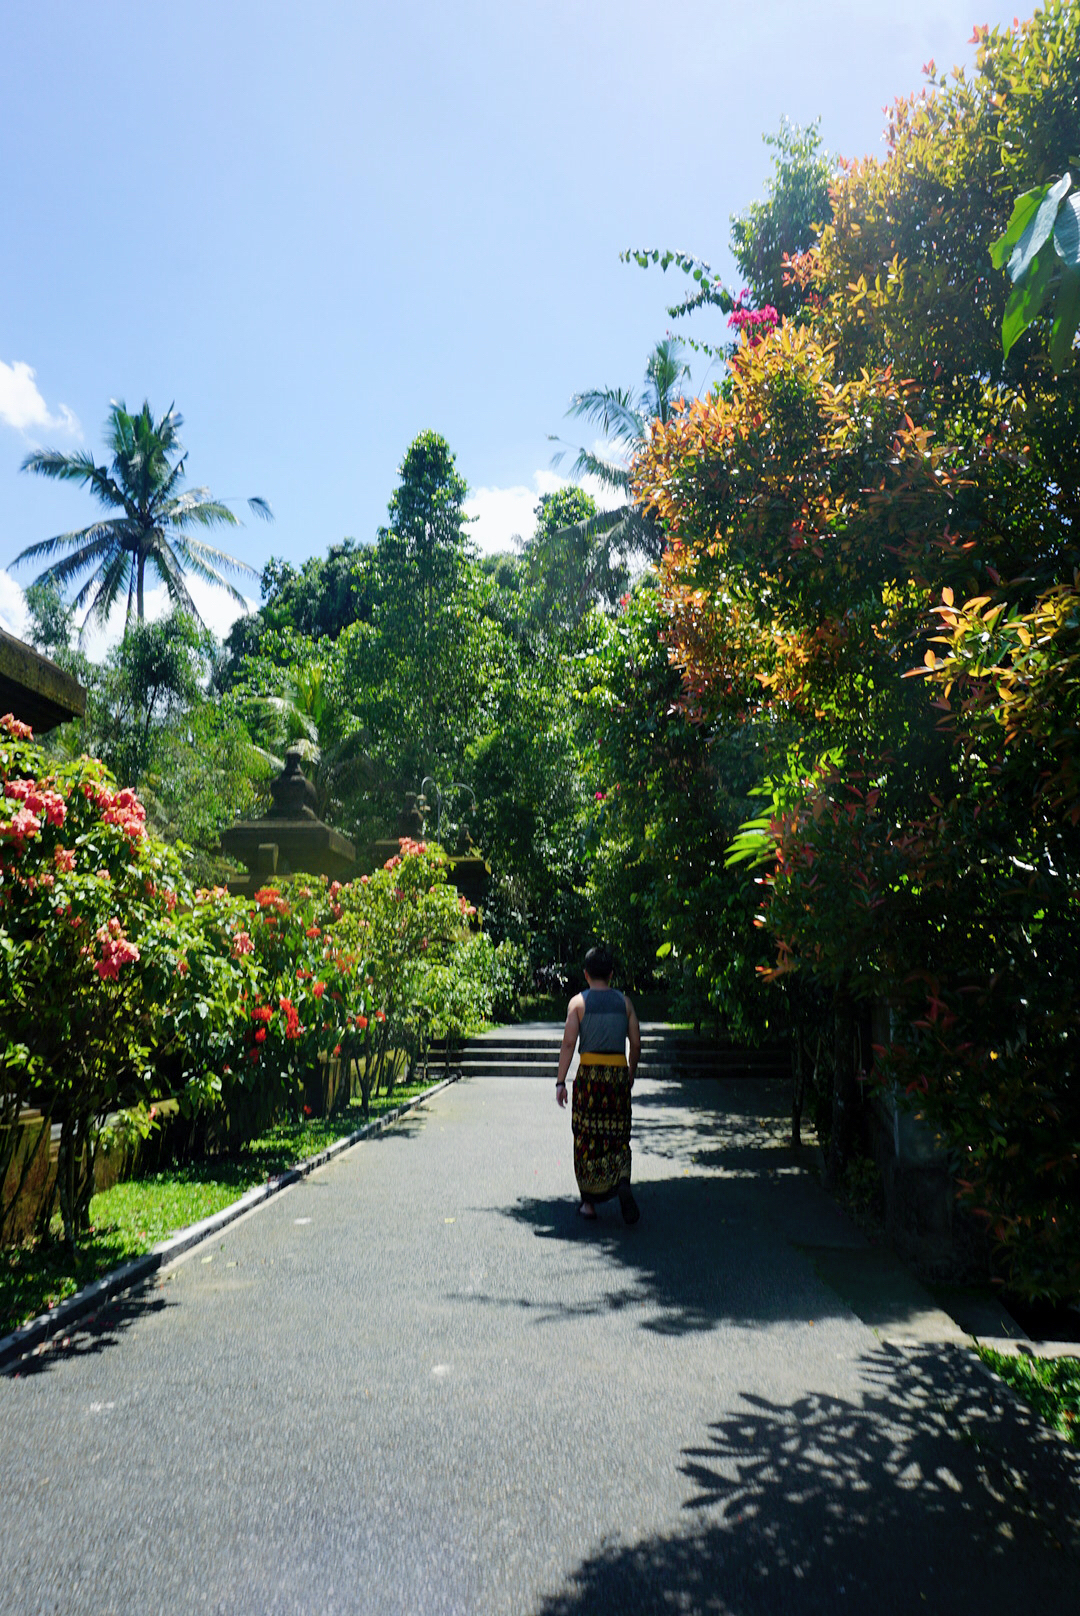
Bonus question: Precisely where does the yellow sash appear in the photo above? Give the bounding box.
[577,1050,628,1067]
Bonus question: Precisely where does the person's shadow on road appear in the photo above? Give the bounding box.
[499,1076,850,1337]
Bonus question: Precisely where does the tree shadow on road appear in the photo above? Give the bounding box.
[4,1281,169,1378]
[535,1340,1080,1616]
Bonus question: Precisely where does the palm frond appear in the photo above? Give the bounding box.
[146,541,201,615]
[76,550,133,629]
[566,387,646,444]
[247,496,274,522]
[169,532,258,581]
[645,338,692,424]
[547,503,663,566]
[161,489,240,529]
[153,454,189,508]
[12,517,131,568]
[21,531,127,592]
[21,448,129,515]
[565,447,632,493]
[21,447,100,482]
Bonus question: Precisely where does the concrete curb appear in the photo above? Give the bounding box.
[974,1335,1080,1361]
[0,1073,460,1374]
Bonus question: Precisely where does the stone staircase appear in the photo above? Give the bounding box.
[427,1023,789,1082]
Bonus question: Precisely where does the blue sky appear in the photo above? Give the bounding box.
[1,0,1022,647]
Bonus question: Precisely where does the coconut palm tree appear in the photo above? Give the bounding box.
[15,399,271,633]
[549,336,691,565]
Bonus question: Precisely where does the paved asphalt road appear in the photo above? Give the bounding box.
[2,1064,1079,1615]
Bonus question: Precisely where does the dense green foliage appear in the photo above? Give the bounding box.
[633,5,1080,1299]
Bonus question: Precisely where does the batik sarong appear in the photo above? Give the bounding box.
[572,1052,632,1201]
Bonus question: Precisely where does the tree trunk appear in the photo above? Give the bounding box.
[137,551,145,621]
[826,990,859,1189]
[791,1027,804,1150]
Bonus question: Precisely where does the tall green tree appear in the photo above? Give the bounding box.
[521,487,628,642]
[370,430,474,768]
[729,118,832,317]
[15,400,271,630]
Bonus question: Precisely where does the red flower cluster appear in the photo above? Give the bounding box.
[279,996,302,1039]
[0,805,43,854]
[232,930,254,957]
[254,886,290,914]
[6,778,67,827]
[83,782,146,842]
[0,713,33,740]
[94,918,140,981]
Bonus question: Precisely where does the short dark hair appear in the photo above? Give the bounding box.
[584,944,614,981]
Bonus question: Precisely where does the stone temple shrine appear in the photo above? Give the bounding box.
[220,747,356,894]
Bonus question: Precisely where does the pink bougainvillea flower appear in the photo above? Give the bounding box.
[54,846,76,872]
[232,930,254,957]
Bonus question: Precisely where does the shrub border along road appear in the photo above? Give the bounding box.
[0,1073,459,1374]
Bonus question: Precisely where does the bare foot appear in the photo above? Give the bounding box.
[578,1201,597,1220]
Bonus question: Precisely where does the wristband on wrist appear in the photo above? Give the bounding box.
[556,1078,566,1087]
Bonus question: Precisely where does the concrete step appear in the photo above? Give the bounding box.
[427,1041,790,1079]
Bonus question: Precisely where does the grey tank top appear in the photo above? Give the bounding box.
[579,986,628,1055]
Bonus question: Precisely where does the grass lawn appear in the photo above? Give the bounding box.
[1,1079,440,1341]
[979,1345,1080,1444]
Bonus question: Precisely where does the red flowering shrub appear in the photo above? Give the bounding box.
[2,717,507,1244]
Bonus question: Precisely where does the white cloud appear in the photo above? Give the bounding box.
[466,468,623,555]
[0,569,30,639]
[0,360,80,438]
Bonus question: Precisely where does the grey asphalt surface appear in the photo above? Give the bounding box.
[2,1066,1079,1616]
